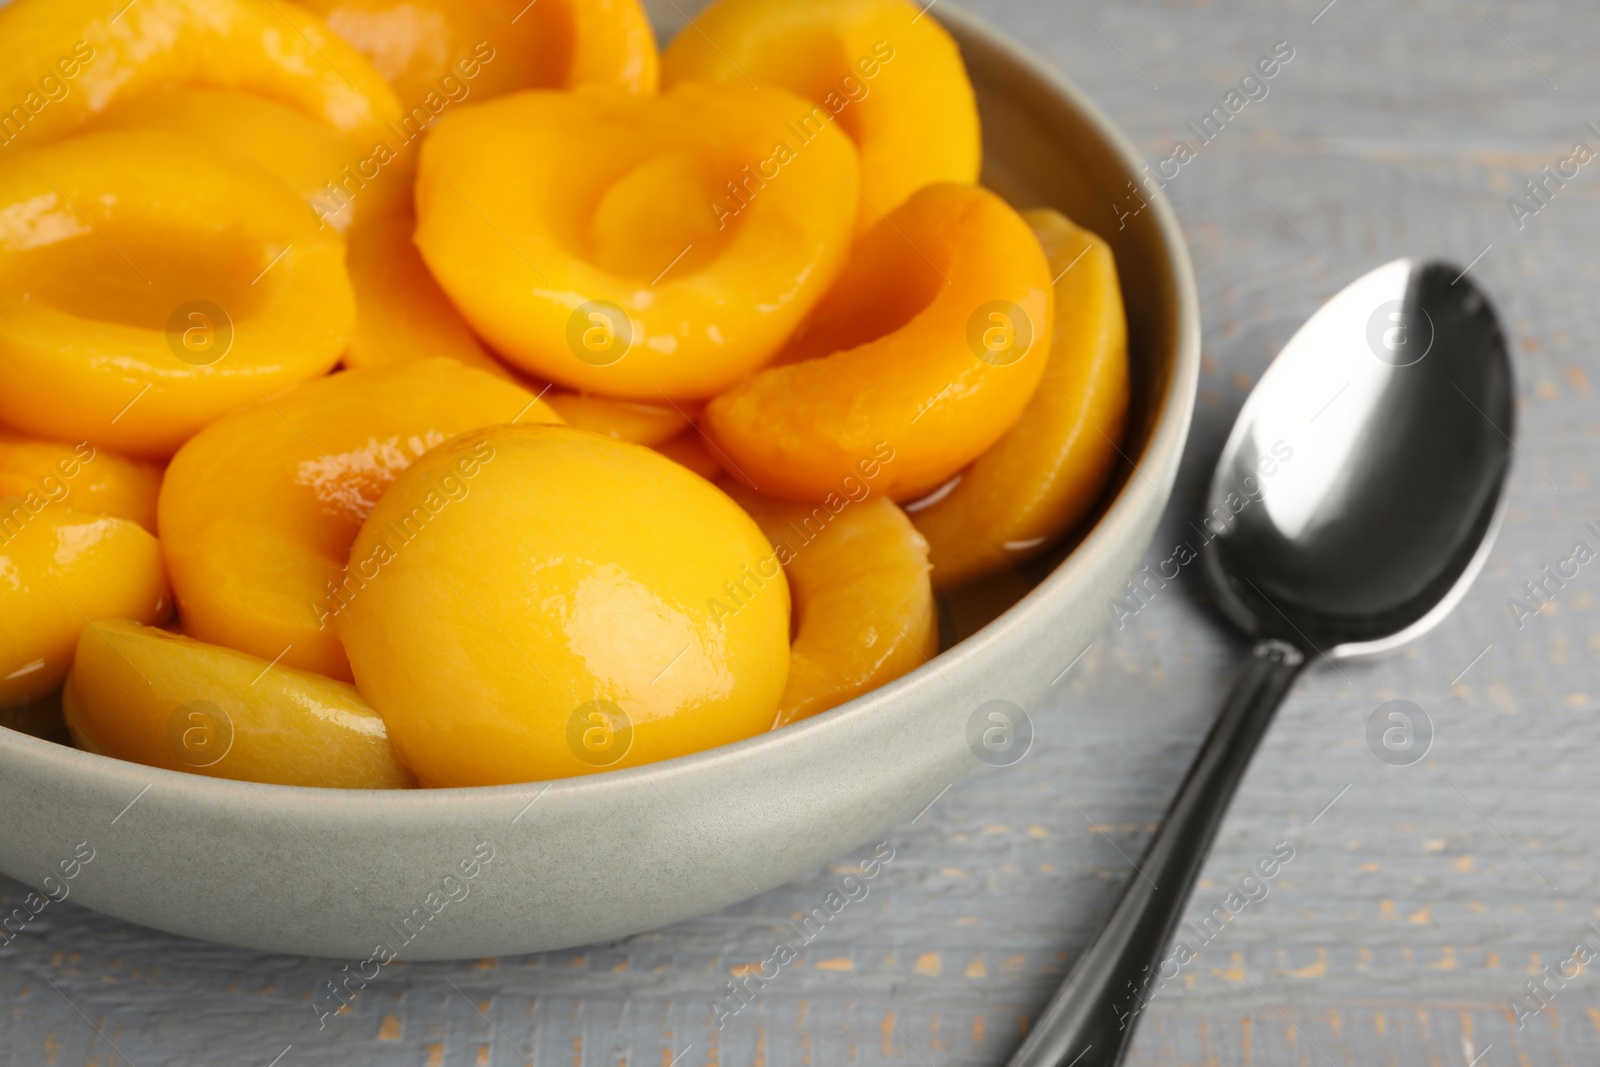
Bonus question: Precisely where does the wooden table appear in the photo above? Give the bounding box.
[3,0,1596,1063]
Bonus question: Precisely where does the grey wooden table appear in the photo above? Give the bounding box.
[4,0,1598,1063]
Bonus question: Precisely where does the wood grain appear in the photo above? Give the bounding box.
[5,0,1600,1063]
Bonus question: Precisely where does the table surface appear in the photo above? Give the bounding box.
[5,1,1599,1064]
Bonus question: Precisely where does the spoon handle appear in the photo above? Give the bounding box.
[1006,639,1306,1067]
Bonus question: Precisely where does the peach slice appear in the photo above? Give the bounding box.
[84,92,503,379]
[703,182,1053,502]
[65,620,415,789]
[301,0,659,104]
[415,82,859,399]
[545,393,700,447]
[340,209,509,377]
[158,360,561,681]
[336,425,791,786]
[0,129,355,459]
[0,510,169,708]
[913,209,1130,588]
[663,0,980,225]
[0,0,401,151]
[84,87,410,234]
[0,433,162,534]
[731,487,935,726]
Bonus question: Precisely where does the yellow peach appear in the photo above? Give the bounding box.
[662,0,980,224]
[545,393,699,447]
[0,509,169,707]
[913,209,1130,587]
[0,433,162,533]
[82,92,506,380]
[703,183,1053,502]
[301,0,659,104]
[336,425,791,786]
[415,83,859,399]
[0,129,355,459]
[84,87,410,234]
[730,487,935,725]
[65,620,415,788]
[0,0,401,151]
[158,360,561,681]
[340,209,509,377]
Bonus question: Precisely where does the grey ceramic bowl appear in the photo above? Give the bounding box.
[0,7,1199,960]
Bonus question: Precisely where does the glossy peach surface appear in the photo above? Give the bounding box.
[302,0,659,105]
[703,182,1054,502]
[913,209,1129,588]
[731,487,936,726]
[65,619,414,789]
[88,90,500,377]
[337,425,791,786]
[0,434,161,534]
[545,393,699,446]
[85,87,410,234]
[0,0,401,150]
[158,360,561,681]
[341,210,508,377]
[0,509,169,708]
[415,83,860,399]
[0,129,355,459]
[663,0,979,225]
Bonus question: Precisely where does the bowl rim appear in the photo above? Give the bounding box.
[0,4,1201,814]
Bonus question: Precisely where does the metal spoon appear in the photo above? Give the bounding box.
[1006,258,1514,1067]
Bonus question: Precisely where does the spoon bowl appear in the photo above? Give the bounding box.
[1206,259,1515,657]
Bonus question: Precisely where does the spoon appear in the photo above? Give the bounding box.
[1006,258,1515,1067]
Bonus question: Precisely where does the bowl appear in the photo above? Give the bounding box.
[0,6,1199,960]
